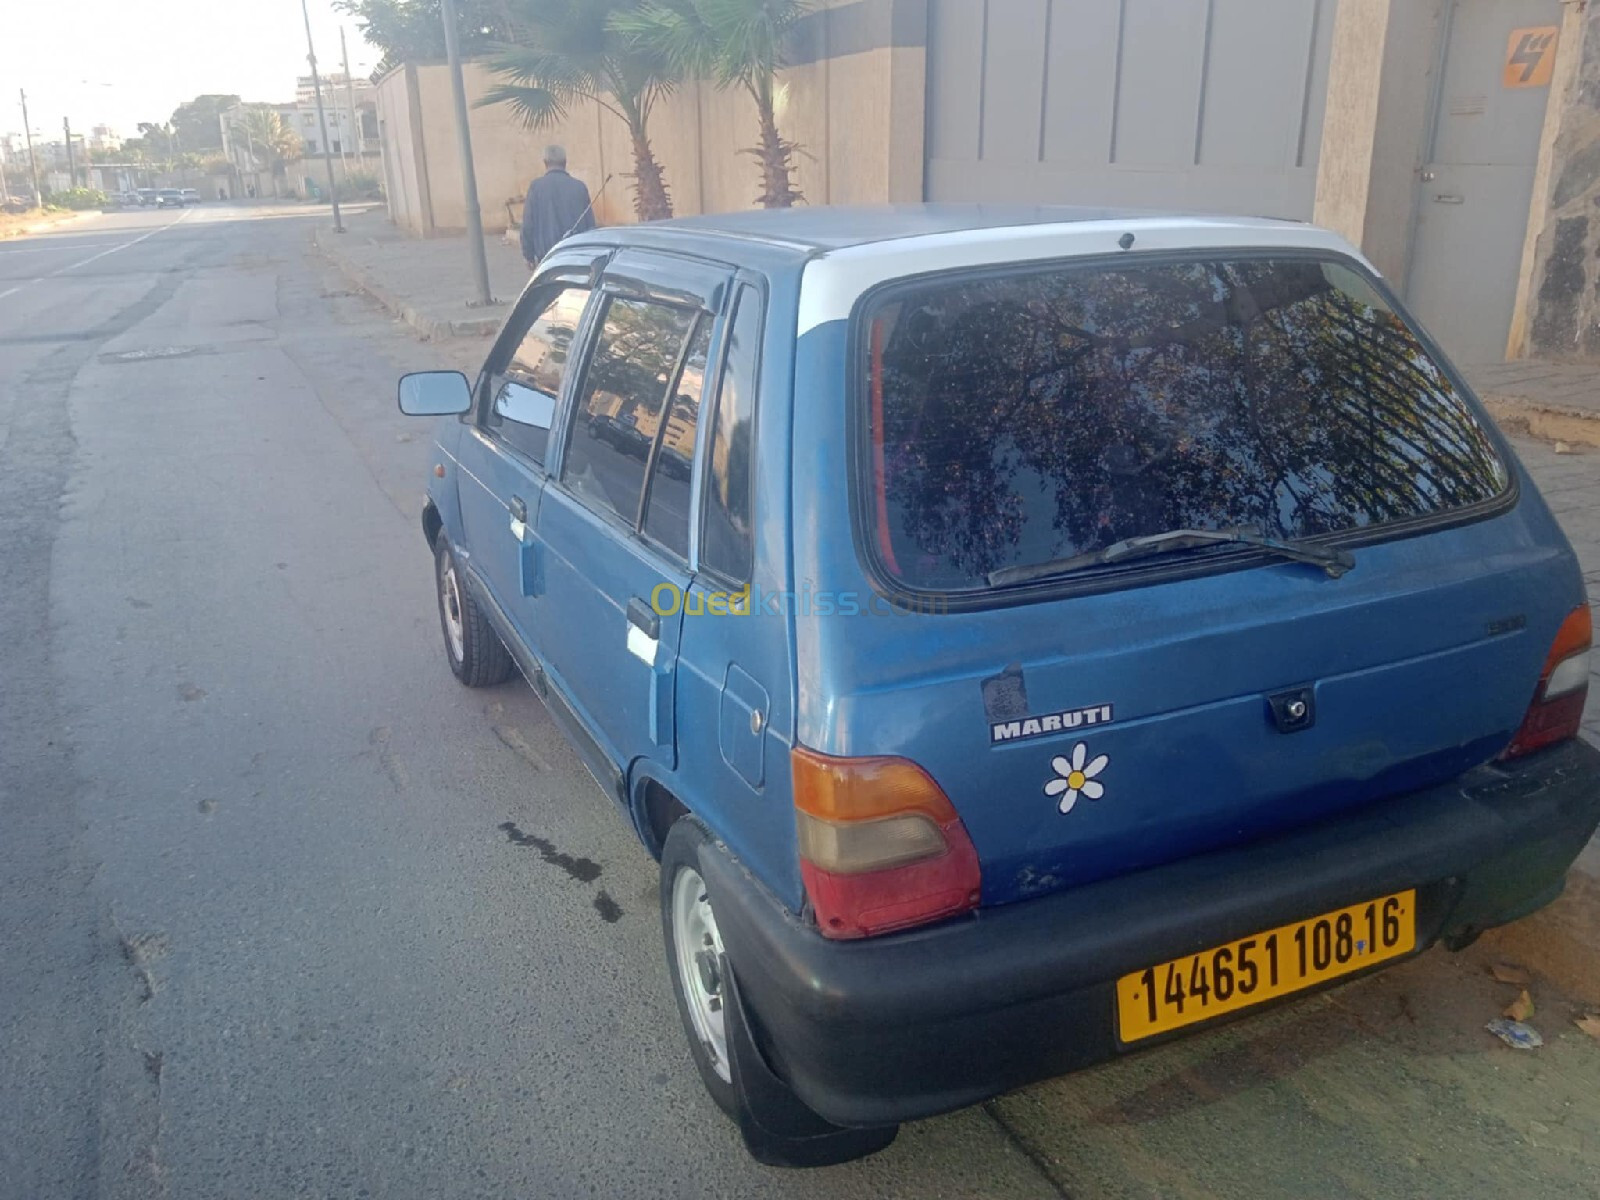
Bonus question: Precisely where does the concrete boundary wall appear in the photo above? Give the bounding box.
[375,0,924,236]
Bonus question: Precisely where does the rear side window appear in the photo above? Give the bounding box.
[862,257,1509,593]
[490,285,590,465]
[701,286,761,582]
[564,296,698,524]
[641,320,712,560]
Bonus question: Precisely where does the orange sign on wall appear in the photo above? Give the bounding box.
[1504,27,1559,89]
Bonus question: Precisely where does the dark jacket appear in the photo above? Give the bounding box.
[520,168,594,264]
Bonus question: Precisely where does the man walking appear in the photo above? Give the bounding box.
[520,145,595,270]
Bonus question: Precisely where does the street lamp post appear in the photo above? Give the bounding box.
[299,0,344,232]
[439,0,494,307]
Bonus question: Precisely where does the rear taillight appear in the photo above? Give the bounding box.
[791,748,981,939]
[1502,605,1592,760]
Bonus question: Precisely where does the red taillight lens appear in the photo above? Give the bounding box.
[1502,605,1592,760]
[792,748,981,939]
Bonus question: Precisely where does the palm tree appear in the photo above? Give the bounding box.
[480,0,676,222]
[235,109,303,171]
[612,0,807,208]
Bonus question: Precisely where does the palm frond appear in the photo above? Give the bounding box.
[477,82,569,129]
[610,3,722,79]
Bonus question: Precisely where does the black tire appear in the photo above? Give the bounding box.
[661,817,741,1119]
[434,537,514,687]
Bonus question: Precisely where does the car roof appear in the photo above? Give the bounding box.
[583,204,1305,254]
[564,205,1370,333]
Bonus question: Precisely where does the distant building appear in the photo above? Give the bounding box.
[87,125,122,153]
[291,74,378,157]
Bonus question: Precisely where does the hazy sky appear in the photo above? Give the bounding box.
[2,1,381,141]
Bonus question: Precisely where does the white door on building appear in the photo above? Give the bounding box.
[1404,0,1562,364]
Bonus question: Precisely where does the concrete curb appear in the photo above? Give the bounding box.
[311,225,502,340]
[1482,395,1600,449]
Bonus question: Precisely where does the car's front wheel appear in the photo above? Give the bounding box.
[434,537,514,687]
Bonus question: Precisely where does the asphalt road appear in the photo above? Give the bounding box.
[2,206,1599,1200]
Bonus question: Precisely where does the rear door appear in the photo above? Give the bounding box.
[534,250,730,773]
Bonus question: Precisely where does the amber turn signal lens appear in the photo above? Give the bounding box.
[791,747,960,825]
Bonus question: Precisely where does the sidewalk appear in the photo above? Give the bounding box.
[1465,360,1600,448]
[312,207,527,339]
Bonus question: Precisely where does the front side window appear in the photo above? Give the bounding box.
[563,296,698,525]
[862,256,1510,593]
[489,285,591,465]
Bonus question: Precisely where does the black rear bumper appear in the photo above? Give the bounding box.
[700,739,1600,1128]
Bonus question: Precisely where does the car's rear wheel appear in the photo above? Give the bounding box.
[662,819,739,1116]
[660,817,900,1165]
[434,537,514,687]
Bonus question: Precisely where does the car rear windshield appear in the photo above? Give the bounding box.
[861,255,1509,593]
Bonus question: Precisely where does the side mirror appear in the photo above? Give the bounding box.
[398,370,472,416]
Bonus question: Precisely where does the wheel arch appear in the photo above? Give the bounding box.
[631,767,690,861]
[422,497,443,549]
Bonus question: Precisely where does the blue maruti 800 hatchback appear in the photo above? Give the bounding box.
[397,207,1600,1165]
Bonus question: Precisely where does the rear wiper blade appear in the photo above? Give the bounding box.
[987,527,1355,588]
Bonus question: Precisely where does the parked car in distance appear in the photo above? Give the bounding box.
[109,190,140,206]
[397,207,1600,1167]
[180,188,201,205]
[136,188,157,207]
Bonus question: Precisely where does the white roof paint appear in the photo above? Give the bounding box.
[795,217,1372,335]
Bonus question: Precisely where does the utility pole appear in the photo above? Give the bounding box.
[299,0,344,232]
[63,118,77,188]
[340,26,357,169]
[440,0,494,306]
[19,90,41,205]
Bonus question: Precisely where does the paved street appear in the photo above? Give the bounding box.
[2,206,1600,1200]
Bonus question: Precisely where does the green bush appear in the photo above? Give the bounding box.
[343,170,384,200]
[43,187,110,210]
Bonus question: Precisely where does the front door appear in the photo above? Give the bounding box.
[534,251,729,774]
[455,257,599,646]
[1405,0,1561,364]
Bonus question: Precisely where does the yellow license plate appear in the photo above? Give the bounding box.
[1116,890,1416,1043]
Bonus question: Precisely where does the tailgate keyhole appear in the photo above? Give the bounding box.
[1267,687,1316,734]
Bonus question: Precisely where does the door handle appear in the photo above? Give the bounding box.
[627,596,660,639]
[508,494,528,540]
[1433,194,1464,205]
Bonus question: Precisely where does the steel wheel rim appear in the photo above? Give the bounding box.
[441,561,466,662]
[671,865,731,1083]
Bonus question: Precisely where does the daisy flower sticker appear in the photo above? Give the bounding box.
[1044,743,1109,814]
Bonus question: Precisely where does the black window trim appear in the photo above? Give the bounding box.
[845,245,1521,614]
[694,276,767,590]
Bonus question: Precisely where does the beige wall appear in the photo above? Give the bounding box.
[377,34,924,237]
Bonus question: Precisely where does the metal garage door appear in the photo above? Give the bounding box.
[924,0,1336,220]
